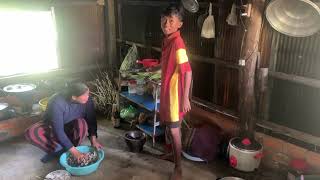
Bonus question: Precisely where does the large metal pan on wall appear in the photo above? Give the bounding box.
[3,83,37,112]
[265,0,320,37]
[181,0,199,13]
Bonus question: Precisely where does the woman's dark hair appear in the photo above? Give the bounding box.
[65,82,89,97]
[161,4,184,21]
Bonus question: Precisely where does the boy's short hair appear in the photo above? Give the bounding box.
[161,4,184,22]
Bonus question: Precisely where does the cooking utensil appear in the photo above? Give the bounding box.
[124,131,146,152]
[3,83,37,112]
[3,83,36,93]
[201,3,215,38]
[44,170,71,180]
[181,0,199,13]
[265,0,320,37]
[228,137,263,172]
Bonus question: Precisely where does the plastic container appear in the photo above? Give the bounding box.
[128,80,137,94]
[136,59,159,68]
[39,97,49,112]
[59,146,105,176]
[136,79,145,95]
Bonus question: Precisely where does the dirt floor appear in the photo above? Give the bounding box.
[0,118,287,180]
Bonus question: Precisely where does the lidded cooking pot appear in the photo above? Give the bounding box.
[3,83,36,93]
[228,137,263,172]
[3,83,37,112]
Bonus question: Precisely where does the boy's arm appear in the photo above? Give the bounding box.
[176,47,192,113]
[183,71,192,113]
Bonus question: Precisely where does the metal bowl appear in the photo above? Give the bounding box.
[124,131,146,153]
[265,0,320,37]
[182,0,199,13]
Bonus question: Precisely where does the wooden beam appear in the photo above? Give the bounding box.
[192,97,238,119]
[256,68,269,121]
[116,39,241,69]
[238,0,264,138]
[117,0,123,40]
[122,0,169,7]
[269,71,320,89]
[0,63,105,84]
[3,0,98,6]
[190,54,241,70]
[121,0,220,8]
[106,0,117,67]
[117,39,161,52]
[257,120,320,147]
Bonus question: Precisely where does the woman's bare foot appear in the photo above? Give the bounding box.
[170,167,182,180]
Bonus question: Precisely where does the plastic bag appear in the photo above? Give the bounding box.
[201,3,215,39]
[120,44,138,71]
[226,3,237,26]
[120,105,138,119]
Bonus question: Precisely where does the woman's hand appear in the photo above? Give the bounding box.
[90,136,103,149]
[69,146,85,162]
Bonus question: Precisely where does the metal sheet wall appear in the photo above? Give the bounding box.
[260,19,320,136]
[117,1,244,113]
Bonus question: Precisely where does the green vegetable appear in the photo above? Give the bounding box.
[149,73,161,80]
[120,105,138,119]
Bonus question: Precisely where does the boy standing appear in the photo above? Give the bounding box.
[159,5,192,180]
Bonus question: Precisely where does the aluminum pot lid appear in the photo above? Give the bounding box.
[0,103,8,111]
[3,83,36,93]
[45,170,71,180]
[230,137,262,151]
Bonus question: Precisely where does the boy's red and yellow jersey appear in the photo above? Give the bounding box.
[160,31,192,123]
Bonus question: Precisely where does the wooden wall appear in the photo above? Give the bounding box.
[54,4,106,69]
[0,0,106,83]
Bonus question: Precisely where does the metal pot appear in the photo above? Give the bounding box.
[228,137,263,172]
[3,83,37,112]
[124,131,146,153]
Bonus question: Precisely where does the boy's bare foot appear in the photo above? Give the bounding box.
[170,167,182,180]
[157,153,174,162]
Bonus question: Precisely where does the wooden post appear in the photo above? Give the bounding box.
[106,0,117,67]
[257,68,269,121]
[238,0,264,138]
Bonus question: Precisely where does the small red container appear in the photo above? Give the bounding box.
[136,59,160,68]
